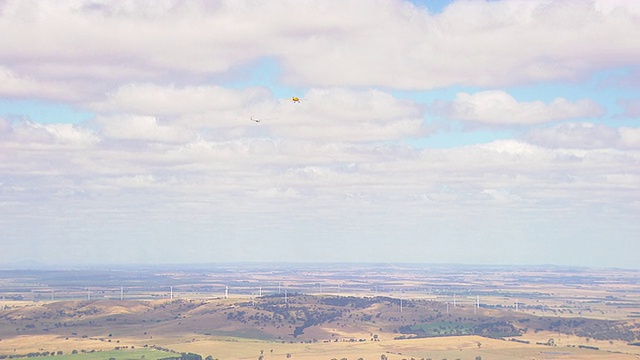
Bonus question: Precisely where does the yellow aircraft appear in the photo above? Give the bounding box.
[291,96,301,103]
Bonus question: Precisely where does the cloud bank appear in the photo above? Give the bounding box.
[1,0,639,99]
[443,90,605,125]
[0,0,639,268]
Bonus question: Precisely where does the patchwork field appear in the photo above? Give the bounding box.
[1,264,639,359]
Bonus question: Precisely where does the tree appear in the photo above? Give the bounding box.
[182,353,202,360]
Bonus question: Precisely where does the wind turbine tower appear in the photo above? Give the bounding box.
[225,286,229,299]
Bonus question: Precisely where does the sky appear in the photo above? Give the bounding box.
[1,0,639,269]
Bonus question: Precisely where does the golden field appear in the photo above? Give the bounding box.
[1,265,639,360]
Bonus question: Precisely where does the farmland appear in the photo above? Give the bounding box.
[1,263,639,359]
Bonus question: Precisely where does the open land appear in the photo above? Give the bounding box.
[1,263,640,360]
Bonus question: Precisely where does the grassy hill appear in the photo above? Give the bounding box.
[1,294,640,359]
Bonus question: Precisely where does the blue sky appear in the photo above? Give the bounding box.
[1,0,639,268]
[0,99,92,124]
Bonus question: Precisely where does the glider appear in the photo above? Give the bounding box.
[250,116,276,122]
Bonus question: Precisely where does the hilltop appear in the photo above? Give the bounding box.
[2,294,640,359]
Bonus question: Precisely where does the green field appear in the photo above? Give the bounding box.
[4,348,178,360]
[405,321,475,336]
[404,320,521,338]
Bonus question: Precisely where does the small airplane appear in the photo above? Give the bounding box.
[250,116,277,122]
[291,96,309,103]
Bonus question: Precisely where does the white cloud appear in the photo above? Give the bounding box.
[619,127,640,149]
[94,115,193,143]
[0,119,99,147]
[2,121,639,266]
[90,84,271,117]
[268,88,425,142]
[524,122,640,150]
[91,86,425,142]
[0,66,41,97]
[106,174,159,189]
[0,120,100,181]
[617,98,640,118]
[481,188,524,204]
[4,131,636,207]
[282,0,640,88]
[0,0,638,97]
[1,0,639,267]
[0,66,81,101]
[442,90,604,125]
[0,117,12,135]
